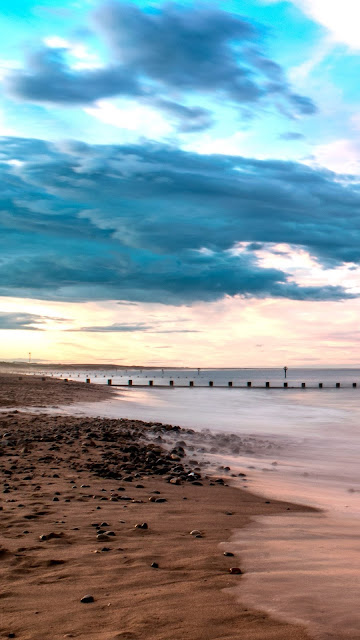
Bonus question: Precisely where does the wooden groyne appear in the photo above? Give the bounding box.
[77,379,360,389]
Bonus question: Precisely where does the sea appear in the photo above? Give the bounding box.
[26,367,360,639]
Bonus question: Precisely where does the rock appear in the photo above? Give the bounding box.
[135,522,148,529]
[81,595,94,603]
[151,562,159,568]
[97,534,110,541]
[229,567,242,574]
[223,551,234,557]
[155,498,167,503]
[190,530,202,536]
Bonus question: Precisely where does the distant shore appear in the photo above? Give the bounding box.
[0,374,313,640]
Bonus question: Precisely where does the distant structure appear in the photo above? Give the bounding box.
[29,352,31,364]
[283,366,288,379]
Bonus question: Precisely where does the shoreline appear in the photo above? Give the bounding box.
[0,374,314,639]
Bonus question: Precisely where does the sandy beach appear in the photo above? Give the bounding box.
[0,374,314,640]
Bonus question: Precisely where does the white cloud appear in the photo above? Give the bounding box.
[308,139,360,175]
[293,0,360,50]
[184,131,249,156]
[43,35,102,70]
[84,100,172,138]
[242,242,360,294]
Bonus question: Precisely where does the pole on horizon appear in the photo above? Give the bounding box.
[284,366,288,379]
[29,352,31,364]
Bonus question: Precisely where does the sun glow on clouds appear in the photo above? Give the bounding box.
[2,294,360,366]
[237,243,360,295]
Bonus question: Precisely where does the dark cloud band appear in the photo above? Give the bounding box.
[0,137,357,304]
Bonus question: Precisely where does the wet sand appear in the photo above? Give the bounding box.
[0,374,313,640]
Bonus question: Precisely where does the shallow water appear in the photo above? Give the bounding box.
[23,369,360,638]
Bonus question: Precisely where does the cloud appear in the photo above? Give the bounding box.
[70,322,151,332]
[4,1,316,129]
[5,48,142,104]
[0,136,359,305]
[293,0,360,50]
[0,311,55,330]
[279,132,305,140]
[68,322,200,333]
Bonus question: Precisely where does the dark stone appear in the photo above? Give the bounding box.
[151,562,159,568]
[81,595,94,603]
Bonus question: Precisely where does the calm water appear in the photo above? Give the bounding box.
[25,367,360,638]
[40,366,360,388]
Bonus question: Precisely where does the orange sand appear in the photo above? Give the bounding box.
[0,375,313,639]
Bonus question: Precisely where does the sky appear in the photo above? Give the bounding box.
[1,0,360,366]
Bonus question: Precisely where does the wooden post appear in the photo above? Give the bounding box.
[336,382,340,388]
[128,379,132,386]
[149,380,153,386]
[301,382,306,388]
[353,382,357,388]
[247,381,252,387]
[209,381,213,387]
[265,381,270,388]
[284,382,288,388]
[169,380,174,386]
[86,378,90,384]
[319,383,323,388]
[189,381,194,387]
[228,381,233,387]
[107,379,112,385]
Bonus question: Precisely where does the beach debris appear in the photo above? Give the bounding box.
[190,530,202,536]
[81,595,94,603]
[135,522,148,529]
[229,567,242,574]
[223,552,234,557]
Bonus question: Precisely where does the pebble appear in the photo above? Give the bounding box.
[135,522,148,529]
[151,562,159,568]
[190,530,202,536]
[97,534,110,541]
[229,567,242,574]
[223,551,234,557]
[81,595,94,603]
